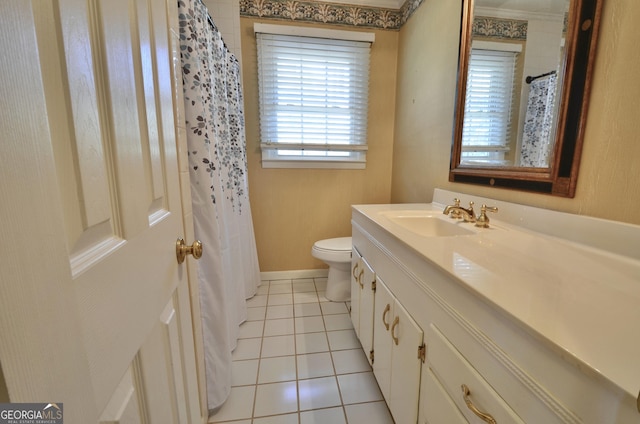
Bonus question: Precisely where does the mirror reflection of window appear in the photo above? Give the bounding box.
[461,42,522,166]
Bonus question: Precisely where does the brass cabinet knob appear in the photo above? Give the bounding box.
[176,238,203,264]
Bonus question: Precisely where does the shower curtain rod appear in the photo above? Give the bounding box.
[196,0,233,54]
[526,70,556,84]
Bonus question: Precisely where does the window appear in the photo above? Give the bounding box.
[462,43,520,165]
[255,24,373,169]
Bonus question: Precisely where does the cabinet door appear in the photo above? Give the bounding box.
[360,257,376,365]
[389,299,424,424]
[373,277,394,401]
[350,248,362,336]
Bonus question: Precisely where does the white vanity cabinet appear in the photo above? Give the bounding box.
[352,198,640,424]
[351,246,424,424]
[350,247,375,365]
[372,277,424,424]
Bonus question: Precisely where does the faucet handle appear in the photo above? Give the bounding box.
[449,198,462,219]
[475,204,498,228]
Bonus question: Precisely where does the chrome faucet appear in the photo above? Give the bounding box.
[443,201,476,223]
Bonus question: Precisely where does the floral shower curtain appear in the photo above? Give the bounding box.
[178,0,261,411]
[519,73,558,167]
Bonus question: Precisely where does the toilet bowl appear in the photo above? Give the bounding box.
[311,237,352,302]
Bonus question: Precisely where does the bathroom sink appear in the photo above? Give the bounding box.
[381,212,475,237]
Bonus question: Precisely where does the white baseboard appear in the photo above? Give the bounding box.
[260,269,329,281]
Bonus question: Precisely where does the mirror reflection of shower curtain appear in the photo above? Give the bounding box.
[179,0,261,412]
[519,73,558,167]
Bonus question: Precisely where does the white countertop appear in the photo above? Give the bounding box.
[352,198,640,400]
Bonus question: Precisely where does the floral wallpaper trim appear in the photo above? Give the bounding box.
[239,0,528,36]
[239,0,426,30]
[473,16,528,40]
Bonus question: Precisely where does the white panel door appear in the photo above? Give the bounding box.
[0,1,202,423]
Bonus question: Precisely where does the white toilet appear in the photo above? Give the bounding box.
[311,237,352,302]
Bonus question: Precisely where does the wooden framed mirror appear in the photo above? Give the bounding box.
[449,0,603,197]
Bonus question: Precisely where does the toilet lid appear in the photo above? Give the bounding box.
[314,237,352,252]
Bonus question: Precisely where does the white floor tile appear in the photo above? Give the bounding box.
[292,280,316,293]
[261,335,296,358]
[314,279,328,292]
[254,381,298,417]
[298,377,342,411]
[269,279,292,286]
[247,295,268,307]
[269,283,293,294]
[232,338,262,360]
[323,314,353,331]
[268,293,294,306]
[256,284,269,295]
[296,352,334,379]
[295,332,329,354]
[337,372,383,404]
[246,306,266,321]
[331,349,371,375]
[209,385,255,422]
[327,329,360,351]
[293,303,321,317]
[344,401,394,424]
[300,406,346,424]
[238,320,264,339]
[231,359,258,386]
[253,413,298,424]
[263,318,294,337]
[317,291,328,301]
[320,301,349,315]
[266,305,294,320]
[294,316,325,334]
[293,292,319,304]
[258,355,297,384]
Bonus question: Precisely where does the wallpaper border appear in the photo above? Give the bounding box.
[473,16,528,40]
[240,0,530,36]
[239,0,425,30]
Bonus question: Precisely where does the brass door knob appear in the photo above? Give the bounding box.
[176,238,203,264]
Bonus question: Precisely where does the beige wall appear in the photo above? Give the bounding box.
[241,18,398,271]
[392,0,640,225]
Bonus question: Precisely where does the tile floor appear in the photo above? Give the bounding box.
[208,277,394,424]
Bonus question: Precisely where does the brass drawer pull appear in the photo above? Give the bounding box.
[391,316,400,345]
[357,268,364,288]
[461,384,497,424]
[352,262,359,280]
[382,304,391,330]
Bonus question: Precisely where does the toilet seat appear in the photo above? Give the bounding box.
[312,237,352,263]
[313,237,352,252]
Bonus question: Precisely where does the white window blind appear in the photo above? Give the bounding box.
[461,48,518,165]
[255,27,372,169]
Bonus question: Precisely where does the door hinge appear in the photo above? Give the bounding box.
[369,349,375,364]
[418,343,426,363]
[371,278,376,292]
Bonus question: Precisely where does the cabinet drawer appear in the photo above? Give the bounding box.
[428,324,525,424]
[423,367,468,424]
